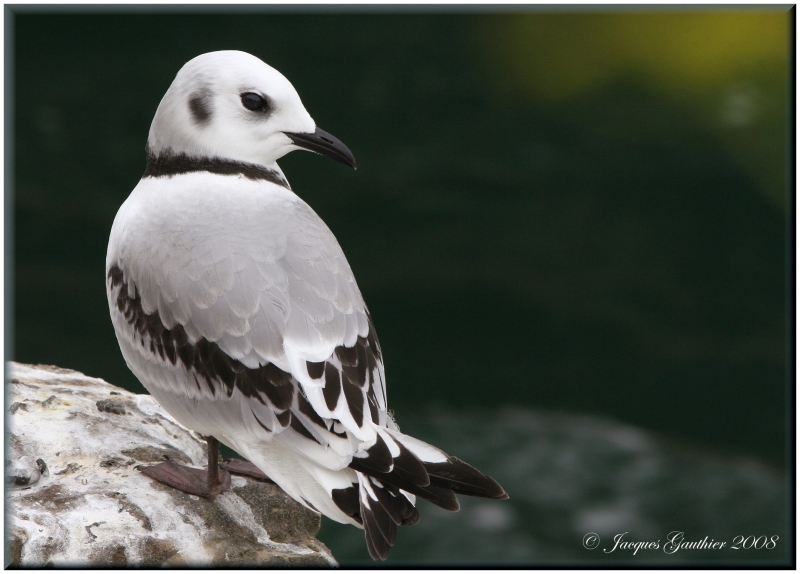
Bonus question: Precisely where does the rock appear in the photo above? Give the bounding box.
[5,362,336,567]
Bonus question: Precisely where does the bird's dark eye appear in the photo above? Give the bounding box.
[241,92,266,111]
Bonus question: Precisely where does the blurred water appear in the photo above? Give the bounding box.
[319,406,789,565]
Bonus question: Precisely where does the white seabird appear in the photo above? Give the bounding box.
[106,50,507,560]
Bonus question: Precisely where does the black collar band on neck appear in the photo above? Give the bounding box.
[143,147,290,189]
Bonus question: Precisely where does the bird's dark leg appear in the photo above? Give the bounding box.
[220,458,273,483]
[204,436,228,496]
[136,435,231,499]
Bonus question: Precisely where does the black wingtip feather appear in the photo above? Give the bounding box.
[351,434,394,474]
[391,442,430,487]
[375,482,421,527]
[369,480,403,525]
[362,499,391,560]
[402,506,420,526]
[368,468,460,512]
[331,485,362,524]
[424,456,509,499]
[350,450,459,512]
[370,497,398,547]
[363,520,381,561]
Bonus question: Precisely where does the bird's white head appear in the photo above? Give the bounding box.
[147,50,356,171]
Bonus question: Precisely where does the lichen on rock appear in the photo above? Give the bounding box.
[5,362,336,567]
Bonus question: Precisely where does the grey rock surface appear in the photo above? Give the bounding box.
[6,362,336,567]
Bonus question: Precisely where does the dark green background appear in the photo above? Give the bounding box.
[9,8,791,565]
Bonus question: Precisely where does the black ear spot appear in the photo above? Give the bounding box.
[189,89,212,125]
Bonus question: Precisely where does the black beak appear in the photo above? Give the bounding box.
[285,127,357,170]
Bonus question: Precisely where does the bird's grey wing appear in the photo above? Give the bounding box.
[107,177,388,466]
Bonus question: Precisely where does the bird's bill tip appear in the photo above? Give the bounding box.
[285,127,357,170]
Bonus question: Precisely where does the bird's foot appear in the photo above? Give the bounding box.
[136,460,231,499]
[220,458,274,483]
